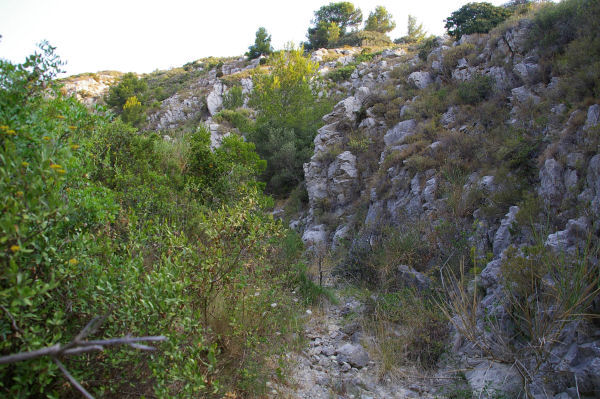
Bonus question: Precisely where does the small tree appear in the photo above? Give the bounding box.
[306,2,362,49]
[444,2,512,40]
[105,72,147,111]
[246,27,273,60]
[364,5,396,34]
[406,15,426,43]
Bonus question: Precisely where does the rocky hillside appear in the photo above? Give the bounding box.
[58,2,600,397]
[294,7,600,399]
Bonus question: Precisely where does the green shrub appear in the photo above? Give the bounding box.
[457,74,494,104]
[105,72,147,111]
[444,2,512,40]
[223,85,245,109]
[0,44,305,398]
[336,30,393,47]
[326,64,356,82]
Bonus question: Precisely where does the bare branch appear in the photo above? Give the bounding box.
[53,358,95,399]
[1,305,24,334]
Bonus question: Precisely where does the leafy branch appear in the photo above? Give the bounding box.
[0,316,167,398]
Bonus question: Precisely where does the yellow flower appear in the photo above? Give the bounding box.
[10,245,20,253]
[6,129,16,135]
[68,125,76,130]
[21,162,29,167]
[70,144,80,150]
[16,191,24,197]
[50,163,62,169]
[56,169,66,174]
[43,136,51,141]
[57,115,65,119]
[0,125,8,131]
[68,258,79,265]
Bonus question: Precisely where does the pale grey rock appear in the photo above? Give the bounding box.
[545,217,589,255]
[383,119,417,147]
[327,151,358,206]
[302,224,328,247]
[552,103,567,115]
[504,19,533,55]
[514,62,540,84]
[465,361,522,398]
[566,152,584,168]
[511,85,541,104]
[324,96,362,122]
[396,265,431,291]
[381,48,406,58]
[493,206,519,257]
[332,225,350,250]
[358,117,376,129]
[313,123,343,154]
[452,66,474,81]
[485,66,511,91]
[583,104,600,131]
[336,343,369,368]
[480,258,503,289]
[206,81,226,116]
[538,158,564,207]
[564,169,578,190]
[407,71,433,89]
[355,86,370,103]
[149,93,201,130]
[441,106,459,128]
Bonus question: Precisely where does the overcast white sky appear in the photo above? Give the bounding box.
[0,0,507,76]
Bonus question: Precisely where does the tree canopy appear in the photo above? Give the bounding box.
[246,27,273,60]
[444,2,512,39]
[364,5,396,33]
[306,2,362,49]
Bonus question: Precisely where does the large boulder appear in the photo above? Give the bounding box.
[383,119,417,147]
[493,206,519,257]
[465,361,523,398]
[336,343,369,368]
[206,82,226,116]
[538,158,564,207]
[407,71,433,89]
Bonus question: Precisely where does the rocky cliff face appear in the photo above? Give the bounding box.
[296,18,600,398]
[61,71,122,106]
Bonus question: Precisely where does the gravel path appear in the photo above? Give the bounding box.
[270,294,442,399]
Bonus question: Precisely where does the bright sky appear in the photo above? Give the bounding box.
[0,0,507,76]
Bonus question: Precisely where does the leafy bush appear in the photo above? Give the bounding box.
[223,85,244,110]
[326,64,356,82]
[0,43,306,398]
[364,5,396,33]
[105,72,147,111]
[249,47,332,196]
[444,2,512,40]
[457,74,494,104]
[335,30,393,47]
[306,1,363,49]
[246,27,273,60]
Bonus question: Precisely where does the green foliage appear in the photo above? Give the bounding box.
[366,289,448,369]
[444,2,512,39]
[0,43,305,398]
[326,64,356,82]
[457,74,494,104]
[249,47,331,195]
[407,15,427,43]
[530,0,600,101]
[364,6,396,34]
[246,27,273,60]
[213,108,253,132]
[306,2,363,49]
[223,85,245,110]
[105,72,147,111]
[335,30,393,47]
[121,95,145,126]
